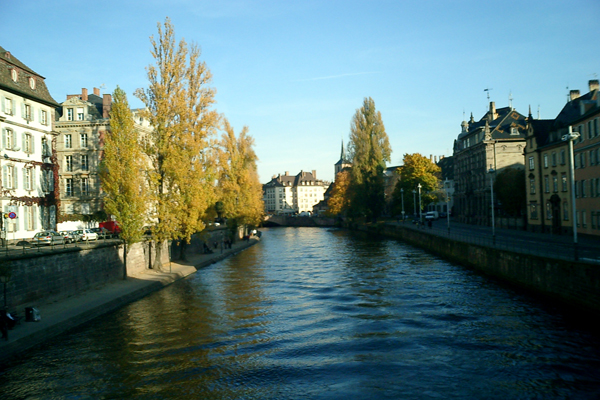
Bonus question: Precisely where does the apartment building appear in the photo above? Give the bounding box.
[263,170,328,214]
[0,46,60,241]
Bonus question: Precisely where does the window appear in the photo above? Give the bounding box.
[40,110,47,125]
[529,156,535,170]
[2,165,16,189]
[81,155,89,171]
[4,128,14,149]
[544,176,549,193]
[42,169,54,193]
[77,107,84,121]
[65,155,73,172]
[582,211,587,228]
[561,174,567,192]
[553,176,558,193]
[560,149,566,165]
[65,134,72,149]
[23,133,32,154]
[591,150,597,166]
[529,179,535,194]
[551,152,557,166]
[10,68,17,82]
[582,180,586,198]
[24,168,33,191]
[4,97,13,115]
[581,153,586,168]
[563,202,569,220]
[80,133,88,148]
[546,202,552,220]
[65,178,73,196]
[29,77,35,90]
[67,108,74,121]
[530,203,538,219]
[42,137,51,157]
[543,154,548,168]
[81,178,89,195]
[511,127,518,135]
[24,104,31,121]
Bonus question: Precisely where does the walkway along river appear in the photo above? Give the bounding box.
[1,227,599,399]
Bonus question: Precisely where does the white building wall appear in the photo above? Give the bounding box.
[0,88,56,240]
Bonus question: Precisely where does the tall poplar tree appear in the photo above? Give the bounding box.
[347,97,391,222]
[217,119,263,238]
[135,17,219,269]
[100,86,147,279]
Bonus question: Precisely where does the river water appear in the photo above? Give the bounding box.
[1,227,600,399]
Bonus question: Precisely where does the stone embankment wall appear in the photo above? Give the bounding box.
[358,223,600,313]
[264,215,336,227]
[3,240,170,310]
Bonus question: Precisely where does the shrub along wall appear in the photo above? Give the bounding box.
[359,223,600,313]
[3,240,170,310]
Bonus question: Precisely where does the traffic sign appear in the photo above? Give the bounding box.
[8,212,16,219]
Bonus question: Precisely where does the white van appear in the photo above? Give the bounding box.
[425,211,439,220]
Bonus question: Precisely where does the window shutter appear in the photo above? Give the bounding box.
[1,128,5,150]
[33,168,37,193]
[0,96,4,113]
[31,135,35,155]
[22,168,26,190]
[21,103,25,119]
[33,206,37,230]
[13,166,18,189]
[21,132,25,151]
[1,166,5,189]
[24,206,29,231]
[49,170,54,191]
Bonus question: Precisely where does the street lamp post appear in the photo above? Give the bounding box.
[562,126,580,260]
[412,190,417,219]
[401,188,405,222]
[418,183,422,226]
[488,167,496,245]
[445,178,450,234]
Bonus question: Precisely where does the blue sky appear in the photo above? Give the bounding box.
[3,0,600,182]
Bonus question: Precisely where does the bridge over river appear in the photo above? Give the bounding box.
[1,227,599,399]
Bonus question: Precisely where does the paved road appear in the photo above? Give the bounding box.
[0,237,121,258]
[388,218,600,264]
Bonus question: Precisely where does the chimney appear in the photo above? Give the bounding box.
[81,88,88,101]
[285,171,289,176]
[94,87,100,96]
[489,101,497,120]
[570,90,580,101]
[589,80,599,92]
[102,94,112,118]
[312,170,316,178]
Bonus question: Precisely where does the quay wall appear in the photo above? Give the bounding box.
[358,223,600,313]
[3,240,170,310]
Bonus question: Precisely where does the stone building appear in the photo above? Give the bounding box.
[453,102,527,225]
[263,170,328,215]
[0,46,60,241]
[525,81,600,237]
[55,87,152,221]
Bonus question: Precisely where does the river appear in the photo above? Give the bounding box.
[1,227,600,399]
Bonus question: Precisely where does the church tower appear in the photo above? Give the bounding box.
[334,139,351,178]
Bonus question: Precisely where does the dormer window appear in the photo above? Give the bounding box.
[77,107,84,121]
[10,68,18,82]
[67,108,74,121]
[511,127,518,135]
[29,77,36,90]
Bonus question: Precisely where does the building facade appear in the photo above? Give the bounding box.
[0,46,60,241]
[263,170,328,215]
[453,102,527,225]
[55,88,152,220]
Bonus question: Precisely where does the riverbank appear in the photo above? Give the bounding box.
[354,221,600,315]
[0,237,259,366]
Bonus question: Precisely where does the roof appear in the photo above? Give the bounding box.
[457,103,527,144]
[263,170,325,188]
[554,89,599,128]
[0,46,59,107]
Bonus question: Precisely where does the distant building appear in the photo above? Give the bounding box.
[263,170,328,214]
[334,139,351,177]
[0,46,60,241]
[54,88,152,220]
[453,102,527,225]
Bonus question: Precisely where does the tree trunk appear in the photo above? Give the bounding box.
[179,240,188,262]
[123,241,128,280]
[153,241,163,271]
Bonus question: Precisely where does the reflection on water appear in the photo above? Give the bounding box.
[1,227,600,399]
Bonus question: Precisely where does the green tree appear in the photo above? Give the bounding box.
[494,167,526,216]
[347,97,391,222]
[100,86,147,279]
[217,119,263,239]
[391,153,441,217]
[135,17,219,268]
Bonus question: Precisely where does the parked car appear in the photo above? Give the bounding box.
[58,231,76,244]
[69,230,84,242]
[74,229,98,241]
[31,231,66,246]
[90,227,112,239]
[425,211,439,221]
